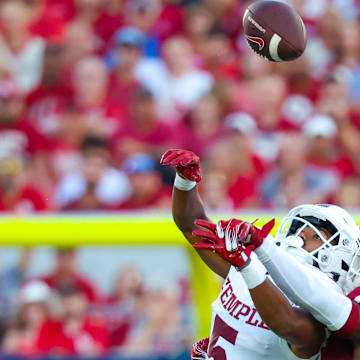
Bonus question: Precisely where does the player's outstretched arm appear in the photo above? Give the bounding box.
[160,149,230,278]
[250,280,326,358]
[193,219,326,358]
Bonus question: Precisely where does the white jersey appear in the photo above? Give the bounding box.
[208,266,326,360]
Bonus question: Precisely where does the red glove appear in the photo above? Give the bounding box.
[192,219,255,269]
[191,337,210,360]
[219,218,275,250]
[160,149,202,182]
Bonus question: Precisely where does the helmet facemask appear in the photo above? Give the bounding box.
[277,212,360,294]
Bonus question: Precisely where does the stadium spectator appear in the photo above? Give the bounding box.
[40,248,101,303]
[203,0,245,42]
[261,133,340,208]
[202,112,266,209]
[72,57,123,138]
[92,0,125,53]
[305,6,344,79]
[0,0,45,93]
[0,79,51,212]
[303,114,356,178]
[108,26,147,120]
[62,20,98,83]
[120,288,190,356]
[0,249,32,340]
[201,169,232,211]
[184,4,216,57]
[334,177,360,208]
[252,74,295,131]
[26,43,73,138]
[48,107,86,180]
[112,88,177,162]
[132,34,215,121]
[107,265,144,349]
[124,0,184,49]
[339,21,360,68]
[0,79,50,155]
[29,0,71,41]
[54,136,131,211]
[153,35,214,119]
[200,28,239,81]
[1,281,60,357]
[120,153,171,210]
[72,0,103,25]
[0,156,49,213]
[181,92,225,158]
[57,283,109,357]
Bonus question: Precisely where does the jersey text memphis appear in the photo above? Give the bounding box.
[208,266,324,360]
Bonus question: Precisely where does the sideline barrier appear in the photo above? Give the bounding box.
[0,214,300,338]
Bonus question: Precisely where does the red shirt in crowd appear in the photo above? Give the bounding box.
[179,124,224,159]
[77,100,125,136]
[307,154,356,179]
[115,120,176,147]
[150,3,185,43]
[93,11,125,53]
[26,84,73,137]
[108,76,142,121]
[227,155,267,209]
[37,318,109,356]
[0,186,48,213]
[41,274,100,303]
[118,186,172,211]
[0,118,51,156]
[30,0,73,41]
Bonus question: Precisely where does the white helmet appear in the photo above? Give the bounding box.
[276,204,360,293]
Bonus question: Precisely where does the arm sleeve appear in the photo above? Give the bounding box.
[255,236,352,331]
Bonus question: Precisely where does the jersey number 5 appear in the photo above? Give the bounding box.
[208,315,238,360]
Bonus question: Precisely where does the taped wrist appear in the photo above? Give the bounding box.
[255,236,353,331]
[174,173,197,191]
[238,254,267,289]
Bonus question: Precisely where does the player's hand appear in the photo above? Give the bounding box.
[160,149,202,182]
[191,337,210,360]
[217,218,276,251]
[192,219,255,269]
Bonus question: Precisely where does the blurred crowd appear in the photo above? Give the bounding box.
[0,248,193,358]
[2,0,360,212]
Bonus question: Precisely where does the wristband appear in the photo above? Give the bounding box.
[174,173,197,191]
[238,254,267,289]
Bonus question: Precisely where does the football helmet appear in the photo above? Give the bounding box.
[276,204,360,293]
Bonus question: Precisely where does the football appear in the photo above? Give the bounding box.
[243,0,307,62]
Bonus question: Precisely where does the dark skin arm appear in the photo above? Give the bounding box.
[250,278,326,358]
[172,186,230,279]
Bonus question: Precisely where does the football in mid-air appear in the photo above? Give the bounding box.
[243,0,307,62]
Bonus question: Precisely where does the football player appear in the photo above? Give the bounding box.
[205,205,360,359]
[160,149,346,360]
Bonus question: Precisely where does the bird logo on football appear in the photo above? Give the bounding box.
[243,0,307,62]
[245,36,265,51]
